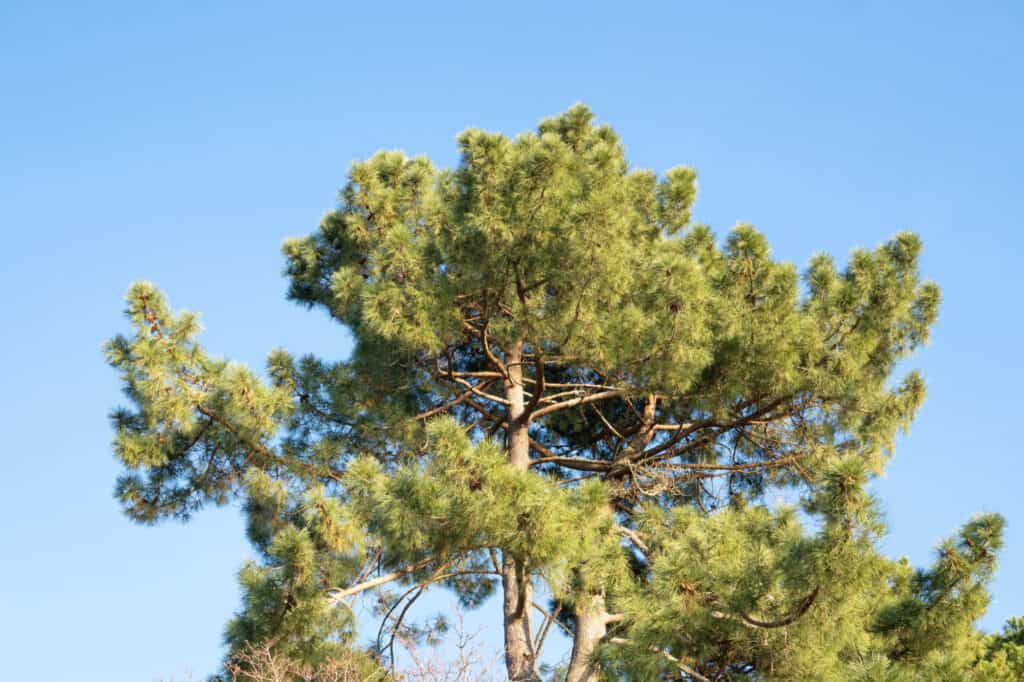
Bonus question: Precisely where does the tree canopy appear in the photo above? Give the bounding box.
[106,105,1012,681]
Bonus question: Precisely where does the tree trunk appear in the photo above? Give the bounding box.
[504,340,531,470]
[502,554,541,681]
[566,593,609,682]
[501,340,542,681]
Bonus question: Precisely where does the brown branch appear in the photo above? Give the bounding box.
[353,548,384,586]
[635,398,794,466]
[463,396,506,429]
[531,601,573,639]
[528,456,613,473]
[414,380,496,421]
[481,323,509,379]
[523,350,546,417]
[591,402,627,441]
[527,437,560,460]
[459,318,508,378]
[535,600,562,655]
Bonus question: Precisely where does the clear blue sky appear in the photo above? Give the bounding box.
[2,2,1021,679]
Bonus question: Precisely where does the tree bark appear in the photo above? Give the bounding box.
[504,340,531,470]
[501,340,542,681]
[565,593,609,682]
[502,554,541,681]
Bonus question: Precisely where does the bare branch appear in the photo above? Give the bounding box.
[535,600,562,655]
[529,389,626,420]
[616,526,651,556]
[450,375,512,406]
[531,600,573,639]
[328,556,436,602]
[415,380,496,421]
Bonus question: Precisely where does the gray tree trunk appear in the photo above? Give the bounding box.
[565,593,609,682]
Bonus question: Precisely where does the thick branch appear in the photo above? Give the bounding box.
[530,389,626,420]
[529,456,613,473]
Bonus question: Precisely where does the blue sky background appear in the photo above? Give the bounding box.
[2,2,1022,679]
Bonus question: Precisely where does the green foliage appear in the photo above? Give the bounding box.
[345,418,620,597]
[972,617,1024,680]
[105,282,293,522]
[871,514,1004,668]
[105,106,1006,680]
[225,468,369,668]
[606,461,1005,679]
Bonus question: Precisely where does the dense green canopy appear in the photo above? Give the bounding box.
[106,106,1011,681]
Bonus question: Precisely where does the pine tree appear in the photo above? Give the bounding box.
[106,106,1007,681]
